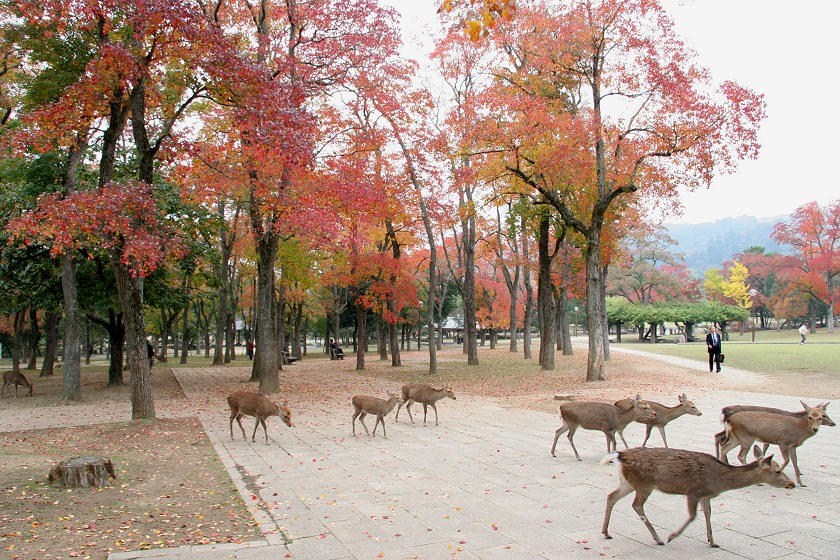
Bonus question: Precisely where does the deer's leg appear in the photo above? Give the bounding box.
[251,419,261,442]
[699,497,717,547]
[551,422,569,457]
[234,414,248,440]
[395,402,403,421]
[735,443,751,465]
[658,426,669,448]
[352,409,362,435]
[714,430,726,459]
[422,403,429,424]
[641,425,653,447]
[372,414,386,438]
[568,426,583,461]
[602,476,634,539]
[431,403,439,426]
[787,446,804,486]
[631,489,664,545]
[259,418,269,444]
[406,401,415,423]
[718,435,739,464]
[667,495,699,544]
[607,431,619,453]
[617,429,629,449]
[358,412,370,435]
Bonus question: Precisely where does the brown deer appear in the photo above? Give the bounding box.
[2,371,34,397]
[351,392,403,438]
[395,383,456,426]
[718,401,825,486]
[714,402,833,457]
[551,397,655,460]
[227,392,292,444]
[616,394,702,448]
[602,445,794,547]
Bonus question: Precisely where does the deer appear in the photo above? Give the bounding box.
[602,445,794,548]
[395,383,456,426]
[351,392,403,438]
[551,396,655,461]
[2,371,34,397]
[718,401,825,486]
[227,392,292,444]
[714,402,833,458]
[615,394,702,448]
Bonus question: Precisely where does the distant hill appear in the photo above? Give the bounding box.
[664,215,791,275]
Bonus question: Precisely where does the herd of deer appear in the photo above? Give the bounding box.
[220,385,833,549]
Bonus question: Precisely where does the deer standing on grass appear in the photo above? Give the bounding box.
[227,392,292,444]
[551,397,655,460]
[718,401,825,486]
[352,392,403,438]
[395,383,456,426]
[2,371,33,397]
[602,445,794,548]
[615,394,702,448]
[714,402,833,458]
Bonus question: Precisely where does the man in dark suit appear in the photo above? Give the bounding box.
[706,325,722,372]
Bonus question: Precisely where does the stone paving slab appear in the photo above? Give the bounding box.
[3,350,837,560]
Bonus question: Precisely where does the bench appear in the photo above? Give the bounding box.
[282,351,299,365]
[329,347,345,360]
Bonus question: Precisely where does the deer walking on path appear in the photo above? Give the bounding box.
[615,394,702,448]
[602,446,794,548]
[718,401,825,486]
[227,392,292,444]
[395,383,456,426]
[551,397,655,460]
[714,402,833,458]
[352,392,403,438]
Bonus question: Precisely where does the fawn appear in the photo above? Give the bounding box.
[227,392,292,444]
[395,383,456,426]
[615,393,702,448]
[351,392,403,438]
[2,371,34,397]
[551,396,655,460]
[602,445,794,547]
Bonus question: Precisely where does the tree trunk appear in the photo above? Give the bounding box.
[112,258,155,419]
[355,301,366,371]
[40,310,59,378]
[378,315,388,361]
[585,233,606,381]
[49,456,116,488]
[179,290,190,365]
[253,234,280,394]
[537,215,555,370]
[27,308,39,370]
[214,201,231,365]
[12,310,23,373]
[521,215,534,360]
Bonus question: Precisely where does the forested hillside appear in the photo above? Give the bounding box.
[665,215,789,274]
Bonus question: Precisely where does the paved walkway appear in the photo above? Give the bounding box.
[101,352,840,560]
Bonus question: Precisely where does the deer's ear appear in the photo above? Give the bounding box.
[752,445,764,460]
[801,400,813,412]
[760,455,775,466]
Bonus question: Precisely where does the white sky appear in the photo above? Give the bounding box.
[382,0,839,224]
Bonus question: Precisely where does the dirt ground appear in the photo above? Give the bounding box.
[1,345,837,560]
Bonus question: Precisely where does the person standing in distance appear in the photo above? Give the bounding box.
[799,323,808,344]
[706,325,722,372]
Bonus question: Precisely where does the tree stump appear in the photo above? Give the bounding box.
[48,456,117,488]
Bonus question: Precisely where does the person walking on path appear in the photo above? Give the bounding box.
[799,323,808,344]
[706,325,722,372]
[246,339,254,360]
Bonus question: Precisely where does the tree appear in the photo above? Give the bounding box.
[771,199,840,333]
[482,0,764,380]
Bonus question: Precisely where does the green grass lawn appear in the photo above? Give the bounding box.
[617,328,840,375]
